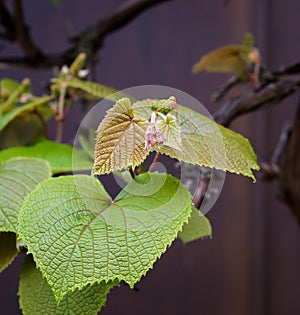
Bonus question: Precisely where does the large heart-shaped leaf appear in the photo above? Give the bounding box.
[18,173,192,302]
[0,232,19,273]
[0,158,51,233]
[0,140,92,174]
[19,255,117,315]
[93,98,150,175]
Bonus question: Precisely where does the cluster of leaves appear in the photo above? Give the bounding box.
[0,54,259,314]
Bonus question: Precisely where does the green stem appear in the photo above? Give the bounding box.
[55,83,67,143]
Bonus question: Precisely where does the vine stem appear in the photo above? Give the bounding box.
[55,83,67,143]
[149,152,161,172]
[129,167,135,179]
[192,173,209,209]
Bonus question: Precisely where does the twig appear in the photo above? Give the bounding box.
[259,124,292,181]
[274,62,300,76]
[279,101,300,226]
[13,0,43,61]
[149,152,161,172]
[129,167,135,179]
[211,75,240,102]
[192,172,209,209]
[214,74,300,126]
[0,0,16,41]
[0,0,171,69]
[55,83,67,143]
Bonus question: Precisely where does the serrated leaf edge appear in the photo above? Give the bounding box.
[18,174,193,302]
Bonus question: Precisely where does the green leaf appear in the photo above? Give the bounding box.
[0,96,52,132]
[0,78,31,114]
[156,114,182,151]
[0,107,52,149]
[93,97,149,175]
[19,255,117,315]
[18,172,192,302]
[133,99,259,180]
[0,140,93,174]
[1,79,21,100]
[178,207,212,244]
[243,32,254,49]
[52,78,118,101]
[0,158,51,233]
[0,232,18,273]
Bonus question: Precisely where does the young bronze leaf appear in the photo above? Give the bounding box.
[133,99,259,180]
[19,255,117,315]
[192,45,250,77]
[0,158,51,233]
[93,98,149,175]
[18,173,192,302]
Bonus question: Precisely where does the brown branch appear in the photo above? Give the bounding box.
[193,68,300,215]
[0,0,16,40]
[72,0,171,53]
[258,124,291,181]
[0,0,171,69]
[13,0,43,61]
[214,73,300,126]
[211,75,241,102]
[149,152,161,172]
[192,171,210,209]
[279,102,300,226]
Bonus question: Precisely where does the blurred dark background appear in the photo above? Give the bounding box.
[1,0,300,314]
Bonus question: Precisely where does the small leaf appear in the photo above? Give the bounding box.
[133,99,259,180]
[52,78,118,101]
[156,114,182,151]
[69,53,86,77]
[0,79,21,101]
[0,158,51,233]
[93,97,149,175]
[0,106,52,149]
[192,45,251,78]
[19,255,117,315]
[0,140,93,174]
[0,96,52,132]
[18,172,192,302]
[178,207,212,244]
[0,232,18,273]
[0,78,31,114]
[243,32,254,49]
